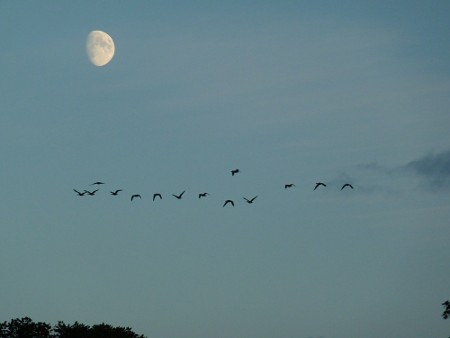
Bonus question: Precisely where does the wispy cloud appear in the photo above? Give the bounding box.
[355,161,390,174]
[333,167,401,195]
[355,149,450,192]
[402,150,450,190]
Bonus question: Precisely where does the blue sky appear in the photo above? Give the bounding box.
[1,1,450,338]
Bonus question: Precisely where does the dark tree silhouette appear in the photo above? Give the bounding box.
[0,317,146,338]
[442,300,450,319]
[0,317,51,338]
[441,300,450,338]
[91,323,145,338]
[52,321,90,338]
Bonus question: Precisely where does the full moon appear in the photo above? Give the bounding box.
[86,30,115,66]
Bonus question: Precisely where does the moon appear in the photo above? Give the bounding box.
[86,30,115,67]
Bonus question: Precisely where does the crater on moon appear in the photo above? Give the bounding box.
[86,30,115,67]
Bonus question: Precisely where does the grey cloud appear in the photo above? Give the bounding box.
[355,161,390,174]
[403,149,450,190]
[327,172,355,186]
[351,151,450,193]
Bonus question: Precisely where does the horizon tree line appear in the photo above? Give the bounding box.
[0,317,146,338]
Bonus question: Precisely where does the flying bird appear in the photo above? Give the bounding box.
[198,192,209,198]
[243,196,258,204]
[90,181,105,186]
[153,193,162,201]
[172,190,186,199]
[223,199,234,207]
[285,184,296,189]
[231,169,240,176]
[110,189,122,195]
[73,189,86,196]
[314,182,327,190]
[84,189,99,196]
[131,194,141,201]
[340,184,354,190]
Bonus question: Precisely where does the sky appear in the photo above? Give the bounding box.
[1,1,450,337]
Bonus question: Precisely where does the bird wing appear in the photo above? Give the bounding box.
[224,200,234,207]
[315,183,325,190]
[223,200,232,207]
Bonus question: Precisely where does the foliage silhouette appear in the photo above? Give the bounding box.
[441,301,450,338]
[0,317,51,338]
[0,317,146,338]
[442,300,450,320]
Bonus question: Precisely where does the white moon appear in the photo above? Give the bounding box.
[86,30,115,66]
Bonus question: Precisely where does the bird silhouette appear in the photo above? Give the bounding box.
[90,181,105,186]
[285,184,296,189]
[84,189,99,196]
[314,182,327,190]
[131,194,141,201]
[73,189,86,196]
[340,184,354,190]
[110,189,122,195]
[223,199,234,207]
[153,193,162,201]
[243,196,258,204]
[231,169,240,176]
[172,190,185,199]
[198,192,209,198]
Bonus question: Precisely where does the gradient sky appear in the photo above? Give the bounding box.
[1,2,450,338]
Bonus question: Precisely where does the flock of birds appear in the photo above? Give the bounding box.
[73,169,354,207]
